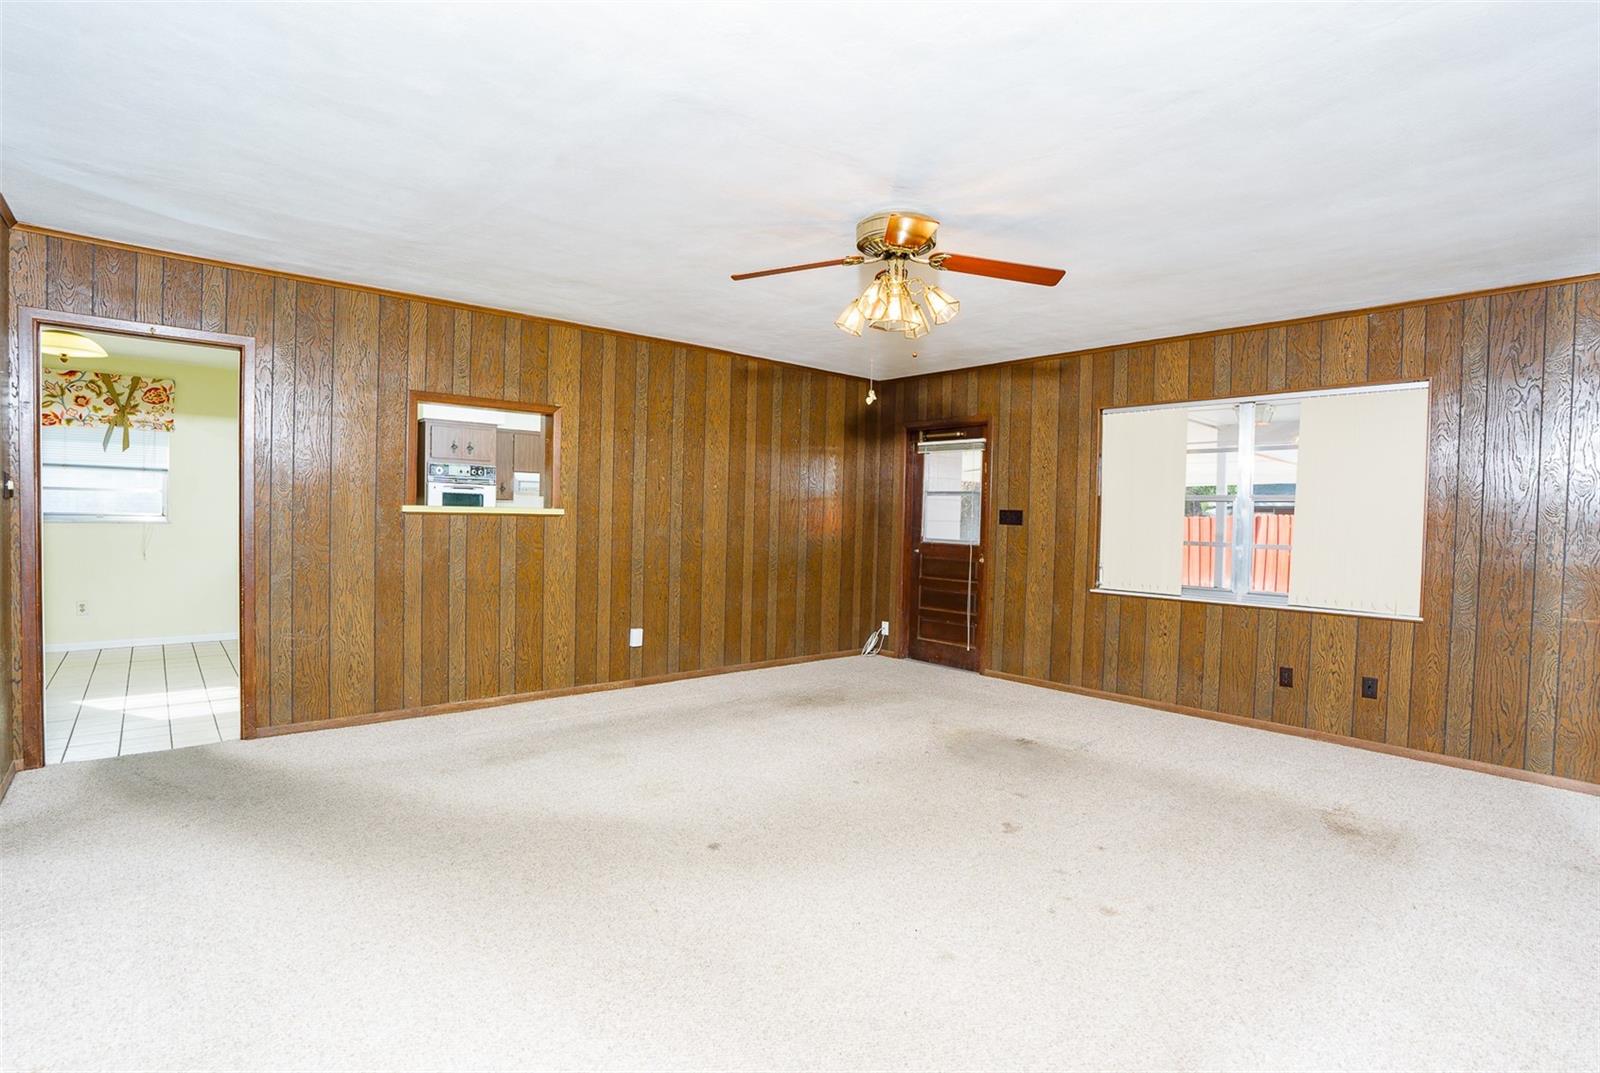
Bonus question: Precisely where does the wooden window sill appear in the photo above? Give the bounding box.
[400,505,565,516]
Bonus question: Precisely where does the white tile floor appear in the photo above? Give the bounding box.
[43,640,241,764]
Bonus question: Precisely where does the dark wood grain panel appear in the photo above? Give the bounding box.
[1321,315,1368,386]
[1526,285,1575,772]
[542,326,580,688]
[572,331,604,684]
[774,368,802,660]
[267,279,298,726]
[1367,309,1403,381]
[1023,362,1058,678]
[1143,599,1180,703]
[1052,357,1084,681]
[704,355,732,663]
[1555,281,1600,783]
[1408,302,1463,752]
[679,348,707,670]
[1272,611,1310,726]
[290,283,334,723]
[162,258,202,329]
[91,244,137,320]
[201,265,226,332]
[1470,289,1545,767]
[1352,618,1391,742]
[45,236,93,314]
[1252,610,1278,721]
[1385,623,1413,746]
[1444,297,1490,758]
[135,253,162,323]
[1286,322,1321,390]
[329,289,378,719]
[1308,616,1356,737]
[1174,600,1208,708]
[1230,330,1267,395]
[1217,606,1257,717]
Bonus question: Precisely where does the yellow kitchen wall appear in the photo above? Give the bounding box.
[41,350,239,648]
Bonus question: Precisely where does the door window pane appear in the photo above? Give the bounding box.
[922,447,982,544]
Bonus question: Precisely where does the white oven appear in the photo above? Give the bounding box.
[425,462,496,508]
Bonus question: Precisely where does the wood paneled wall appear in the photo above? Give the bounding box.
[871,279,1600,785]
[5,229,882,748]
[0,217,13,780]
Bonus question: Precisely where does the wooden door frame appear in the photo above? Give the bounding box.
[15,307,257,769]
[899,415,992,670]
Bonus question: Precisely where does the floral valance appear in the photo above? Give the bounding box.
[41,369,176,451]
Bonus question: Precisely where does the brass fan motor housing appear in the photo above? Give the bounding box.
[855,211,940,259]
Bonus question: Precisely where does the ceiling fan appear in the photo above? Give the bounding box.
[731,211,1065,340]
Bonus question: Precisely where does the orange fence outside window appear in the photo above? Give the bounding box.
[1182,514,1293,593]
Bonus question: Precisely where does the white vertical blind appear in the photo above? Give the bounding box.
[1289,386,1429,616]
[1098,408,1188,595]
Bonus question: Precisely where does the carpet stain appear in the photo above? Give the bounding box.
[1098,905,1120,917]
[706,842,721,851]
[943,728,1080,771]
[1001,821,1020,834]
[1319,806,1406,857]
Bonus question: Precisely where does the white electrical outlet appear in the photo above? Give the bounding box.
[628,627,643,648]
[76,601,89,617]
[881,620,889,637]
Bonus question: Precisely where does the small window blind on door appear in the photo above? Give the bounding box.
[1098,407,1188,595]
[1288,385,1429,617]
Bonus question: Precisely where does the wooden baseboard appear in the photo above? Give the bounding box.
[0,758,20,804]
[981,668,1600,797]
[252,649,860,740]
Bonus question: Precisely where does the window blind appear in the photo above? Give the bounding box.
[1288,386,1428,617]
[1098,407,1188,595]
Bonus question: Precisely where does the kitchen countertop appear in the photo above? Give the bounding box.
[400,505,565,516]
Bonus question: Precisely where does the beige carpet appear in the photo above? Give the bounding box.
[2,656,1596,1071]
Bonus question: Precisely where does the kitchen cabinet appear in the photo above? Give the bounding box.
[426,420,497,463]
[495,430,546,501]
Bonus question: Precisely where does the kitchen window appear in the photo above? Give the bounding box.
[42,425,170,523]
[403,391,563,515]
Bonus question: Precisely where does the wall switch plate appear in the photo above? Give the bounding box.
[881,620,889,637]
[628,627,643,648]
[1278,666,1293,688]
[76,601,88,617]
[1361,676,1379,700]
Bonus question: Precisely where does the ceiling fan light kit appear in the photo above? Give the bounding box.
[733,210,1064,343]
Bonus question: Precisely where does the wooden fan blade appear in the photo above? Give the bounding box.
[730,257,858,281]
[933,253,1065,287]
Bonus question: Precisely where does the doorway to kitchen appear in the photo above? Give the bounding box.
[902,421,990,671]
[18,309,253,767]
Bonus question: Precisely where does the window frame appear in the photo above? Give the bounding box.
[1098,380,1426,614]
[402,389,564,514]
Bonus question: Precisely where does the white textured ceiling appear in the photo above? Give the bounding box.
[3,2,1596,379]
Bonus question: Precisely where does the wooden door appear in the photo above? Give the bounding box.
[905,425,988,671]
